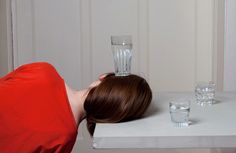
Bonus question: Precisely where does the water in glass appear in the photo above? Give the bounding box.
[169,101,190,127]
[111,35,132,76]
[112,44,132,76]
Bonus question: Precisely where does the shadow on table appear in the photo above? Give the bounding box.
[143,102,161,118]
[189,118,201,126]
[214,99,221,104]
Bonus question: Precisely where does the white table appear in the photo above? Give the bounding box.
[93,92,236,148]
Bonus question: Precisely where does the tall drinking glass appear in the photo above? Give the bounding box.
[111,35,132,76]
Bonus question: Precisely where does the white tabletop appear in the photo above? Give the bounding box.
[93,92,236,148]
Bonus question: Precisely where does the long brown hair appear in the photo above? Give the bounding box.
[84,74,152,136]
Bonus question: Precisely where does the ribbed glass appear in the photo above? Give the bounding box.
[111,35,132,76]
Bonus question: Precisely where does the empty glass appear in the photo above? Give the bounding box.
[169,99,190,127]
[111,35,132,76]
[195,81,215,106]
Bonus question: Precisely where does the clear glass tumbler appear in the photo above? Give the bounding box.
[195,81,215,106]
[169,99,190,127]
[111,35,132,76]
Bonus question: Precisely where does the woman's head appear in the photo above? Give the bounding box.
[84,74,152,136]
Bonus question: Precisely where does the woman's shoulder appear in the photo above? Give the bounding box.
[15,62,59,75]
[16,62,55,71]
[15,62,62,82]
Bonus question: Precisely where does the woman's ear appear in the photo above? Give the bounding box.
[99,73,114,81]
[99,74,107,81]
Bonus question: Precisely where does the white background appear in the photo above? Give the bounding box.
[224,0,236,91]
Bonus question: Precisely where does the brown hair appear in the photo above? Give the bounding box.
[84,74,152,136]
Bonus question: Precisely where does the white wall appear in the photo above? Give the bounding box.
[33,0,82,89]
[11,0,82,89]
[12,0,218,91]
[0,0,13,77]
[224,0,236,91]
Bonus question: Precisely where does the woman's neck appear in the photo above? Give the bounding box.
[65,83,88,125]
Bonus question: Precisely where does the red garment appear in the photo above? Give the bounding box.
[0,62,77,153]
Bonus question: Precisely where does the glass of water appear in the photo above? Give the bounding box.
[169,99,190,127]
[195,81,215,106]
[111,35,132,76]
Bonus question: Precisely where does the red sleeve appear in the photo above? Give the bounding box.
[0,62,78,153]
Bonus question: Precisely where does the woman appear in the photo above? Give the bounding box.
[0,62,152,153]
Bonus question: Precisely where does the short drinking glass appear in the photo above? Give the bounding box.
[169,99,190,127]
[195,81,215,106]
[111,35,132,76]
